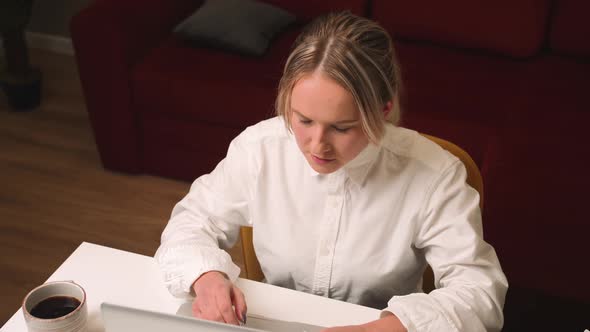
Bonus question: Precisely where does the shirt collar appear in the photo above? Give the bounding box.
[301,142,380,187]
[287,125,381,185]
[342,142,379,187]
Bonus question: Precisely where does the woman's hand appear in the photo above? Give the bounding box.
[321,326,368,332]
[321,314,407,332]
[191,271,247,325]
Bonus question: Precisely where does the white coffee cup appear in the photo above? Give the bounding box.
[22,280,87,332]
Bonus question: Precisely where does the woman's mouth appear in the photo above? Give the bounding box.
[311,154,335,165]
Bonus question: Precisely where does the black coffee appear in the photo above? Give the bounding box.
[30,296,81,319]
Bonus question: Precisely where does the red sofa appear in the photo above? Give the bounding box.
[71,0,590,329]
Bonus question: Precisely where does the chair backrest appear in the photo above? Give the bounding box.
[239,133,484,290]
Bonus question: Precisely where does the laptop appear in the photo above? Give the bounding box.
[101,302,324,332]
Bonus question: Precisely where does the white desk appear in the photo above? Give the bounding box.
[1,242,379,331]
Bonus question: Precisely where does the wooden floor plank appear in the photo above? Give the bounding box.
[0,49,244,325]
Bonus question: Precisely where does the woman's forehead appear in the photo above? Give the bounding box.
[290,73,359,122]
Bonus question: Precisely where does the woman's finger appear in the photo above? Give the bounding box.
[231,285,248,324]
[216,292,240,325]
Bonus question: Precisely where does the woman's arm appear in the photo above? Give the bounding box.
[322,314,407,332]
[155,130,258,298]
[385,160,508,331]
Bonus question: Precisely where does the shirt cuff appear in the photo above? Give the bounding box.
[181,255,242,295]
[382,294,458,332]
[155,244,242,298]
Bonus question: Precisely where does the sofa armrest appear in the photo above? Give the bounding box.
[70,0,201,173]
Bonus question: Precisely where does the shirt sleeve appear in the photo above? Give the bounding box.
[384,160,508,331]
[154,131,257,298]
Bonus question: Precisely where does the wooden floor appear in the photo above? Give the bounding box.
[0,49,244,325]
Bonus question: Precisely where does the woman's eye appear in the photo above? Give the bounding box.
[332,126,350,133]
[300,119,312,125]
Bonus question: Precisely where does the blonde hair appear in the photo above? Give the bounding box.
[276,11,402,144]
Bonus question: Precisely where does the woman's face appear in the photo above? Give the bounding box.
[290,73,369,174]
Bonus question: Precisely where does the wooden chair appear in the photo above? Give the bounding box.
[239,133,484,292]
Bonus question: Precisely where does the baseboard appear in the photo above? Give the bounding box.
[27,32,74,55]
[0,32,74,56]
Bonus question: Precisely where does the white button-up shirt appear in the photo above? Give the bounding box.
[155,117,507,331]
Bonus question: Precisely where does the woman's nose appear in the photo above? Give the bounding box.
[311,127,331,152]
[312,126,328,144]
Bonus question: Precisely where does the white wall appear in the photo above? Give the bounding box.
[27,0,92,37]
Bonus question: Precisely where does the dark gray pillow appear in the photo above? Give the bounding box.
[174,0,296,56]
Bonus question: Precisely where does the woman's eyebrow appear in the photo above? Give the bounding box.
[334,119,359,125]
[292,110,358,124]
[292,110,309,119]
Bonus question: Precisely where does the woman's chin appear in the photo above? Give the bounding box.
[307,157,341,174]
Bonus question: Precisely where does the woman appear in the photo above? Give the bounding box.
[155,11,507,331]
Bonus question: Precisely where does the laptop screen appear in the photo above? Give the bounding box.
[102,302,324,332]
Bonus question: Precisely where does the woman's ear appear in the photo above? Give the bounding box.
[383,100,393,117]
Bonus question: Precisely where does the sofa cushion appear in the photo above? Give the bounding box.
[484,115,590,302]
[174,0,296,56]
[391,40,536,166]
[262,0,370,21]
[142,113,243,180]
[549,0,590,57]
[483,55,590,302]
[133,26,301,129]
[373,0,552,58]
[394,40,519,125]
